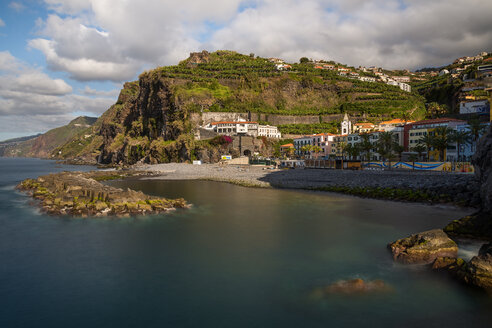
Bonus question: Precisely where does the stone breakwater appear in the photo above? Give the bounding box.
[140,163,480,207]
[17,170,189,217]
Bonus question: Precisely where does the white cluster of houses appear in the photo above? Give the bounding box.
[202,119,282,138]
[454,52,489,64]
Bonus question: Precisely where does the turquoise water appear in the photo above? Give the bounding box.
[1,158,491,327]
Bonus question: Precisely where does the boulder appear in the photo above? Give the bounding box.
[388,229,458,264]
[463,243,492,291]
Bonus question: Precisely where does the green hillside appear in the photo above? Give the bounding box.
[155,50,426,118]
[2,116,97,158]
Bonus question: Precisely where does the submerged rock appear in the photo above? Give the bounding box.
[17,170,189,217]
[388,229,458,264]
[310,279,392,299]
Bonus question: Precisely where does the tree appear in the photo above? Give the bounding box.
[339,142,347,159]
[359,134,372,161]
[301,144,313,158]
[393,143,405,161]
[300,57,309,63]
[411,144,426,161]
[451,130,471,162]
[400,111,412,125]
[408,153,419,168]
[418,133,434,161]
[312,145,322,159]
[432,126,454,161]
[376,131,395,168]
[344,143,360,160]
[427,102,448,118]
[467,116,486,143]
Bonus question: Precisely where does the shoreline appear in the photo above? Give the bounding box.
[136,163,480,209]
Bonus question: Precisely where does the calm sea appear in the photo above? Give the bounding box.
[1,158,491,328]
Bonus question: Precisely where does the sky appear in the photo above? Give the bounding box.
[0,0,491,140]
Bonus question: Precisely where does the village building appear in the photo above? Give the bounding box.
[203,120,281,138]
[258,125,282,138]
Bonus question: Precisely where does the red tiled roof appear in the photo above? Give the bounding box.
[281,143,294,148]
[409,118,466,126]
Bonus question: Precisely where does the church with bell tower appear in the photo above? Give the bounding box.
[340,113,352,135]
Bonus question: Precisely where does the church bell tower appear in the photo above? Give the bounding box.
[341,113,351,135]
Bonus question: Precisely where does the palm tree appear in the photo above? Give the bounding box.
[339,142,347,160]
[411,144,426,161]
[400,111,412,125]
[467,116,486,143]
[393,143,405,161]
[451,130,471,162]
[433,126,454,161]
[377,131,395,168]
[300,144,313,158]
[408,153,419,170]
[344,143,354,160]
[312,145,322,159]
[418,133,434,161]
[359,134,372,161]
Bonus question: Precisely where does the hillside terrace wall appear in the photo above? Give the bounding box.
[191,112,369,127]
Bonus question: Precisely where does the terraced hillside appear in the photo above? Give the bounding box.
[54,50,427,165]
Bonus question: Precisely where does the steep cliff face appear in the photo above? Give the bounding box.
[473,124,492,214]
[97,76,192,164]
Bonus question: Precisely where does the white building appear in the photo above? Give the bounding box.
[209,121,259,136]
[387,80,411,92]
[359,76,377,82]
[258,125,282,138]
[392,76,411,83]
[459,100,490,114]
[204,120,281,138]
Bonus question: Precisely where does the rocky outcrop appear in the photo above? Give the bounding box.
[430,243,492,293]
[463,243,492,291]
[473,124,492,213]
[444,125,492,240]
[17,170,189,217]
[309,279,392,299]
[388,229,458,264]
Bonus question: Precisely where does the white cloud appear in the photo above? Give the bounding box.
[81,86,120,97]
[9,2,26,12]
[209,0,492,69]
[0,51,116,137]
[0,18,5,27]
[31,0,492,83]
[33,0,246,81]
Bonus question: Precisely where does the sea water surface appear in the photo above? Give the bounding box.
[1,158,491,328]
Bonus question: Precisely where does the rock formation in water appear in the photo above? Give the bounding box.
[17,170,189,217]
[388,229,458,264]
[309,279,392,299]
